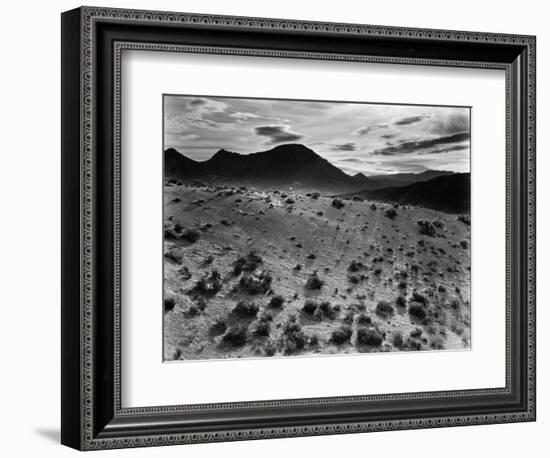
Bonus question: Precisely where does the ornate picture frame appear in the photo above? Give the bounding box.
[61,6,536,450]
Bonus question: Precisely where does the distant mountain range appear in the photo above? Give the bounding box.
[165,144,458,194]
[340,173,470,213]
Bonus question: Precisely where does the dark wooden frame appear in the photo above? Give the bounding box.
[61,6,536,450]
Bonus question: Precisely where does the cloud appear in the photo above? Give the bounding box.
[380,134,395,139]
[189,98,207,106]
[373,132,470,156]
[393,114,430,126]
[430,111,470,135]
[229,111,261,121]
[419,144,469,155]
[254,125,304,144]
[331,142,357,151]
[355,124,388,135]
[339,157,361,163]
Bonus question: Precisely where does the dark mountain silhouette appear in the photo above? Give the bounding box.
[165,144,463,197]
[166,144,365,192]
[341,173,470,213]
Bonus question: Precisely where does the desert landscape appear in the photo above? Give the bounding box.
[162,143,471,361]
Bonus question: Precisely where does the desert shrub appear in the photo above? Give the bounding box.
[233,250,263,275]
[203,255,214,265]
[460,240,469,249]
[311,192,320,199]
[356,313,372,326]
[164,297,176,312]
[356,328,384,346]
[305,272,324,290]
[232,300,259,318]
[306,253,316,260]
[281,317,307,354]
[186,304,200,317]
[220,219,230,226]
[194,270,222,295]
[396,295,407,307]
[173,222,184,233]
[342,310,355,325]
[432,219,444,229]
[264,343,276,357]
[398,280,407,289]
[195,297,207,311]
[180,228,201,243]
[438,285,447,293]
[331,326,353,344]
[285,197,295,205]
[239,270,272,294]
[410,327,423,338]
[253,321,271,337]
[408,302,427,320]
[412,290,428,305]
[348,260,364,272]
[417,220,436,237]
[209,318,227,336]
[392,332,404,347]
[316,301,337,320]
[269,295,285,309]
[375,300,394,318]
[373,268,382,276]
[164,227,178,240]
[407,338,422,350]
[293,263,302,271]
[178,266,192,280]
[331,198,345,209]
[370,203,377,210]
[164,248,183,263]
[352,196,363,202]
[457,214,471,226]
[384,208,397,219]
[302,299,318,315]
[222,325,248,346]
[309,334,320,346]
[348,274,362,284]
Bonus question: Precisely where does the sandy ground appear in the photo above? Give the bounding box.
[163,183,471,361]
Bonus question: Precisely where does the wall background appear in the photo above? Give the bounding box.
[0,0,545,456]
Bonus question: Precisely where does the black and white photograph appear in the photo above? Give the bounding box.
[162,95,472,361]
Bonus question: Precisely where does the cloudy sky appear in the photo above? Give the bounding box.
[164,95,470,175]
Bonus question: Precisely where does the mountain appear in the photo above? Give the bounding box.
[166,144,363,192]
[165,144,461,195]
[342,173,470,213]
[367,170,455,186]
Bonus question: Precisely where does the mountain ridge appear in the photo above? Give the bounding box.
[165,144,463,195]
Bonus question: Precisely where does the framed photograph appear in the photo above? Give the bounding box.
[61,6,536,450]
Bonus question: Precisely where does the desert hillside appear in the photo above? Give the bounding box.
[163,182,471,361]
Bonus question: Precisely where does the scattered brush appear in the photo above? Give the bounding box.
[164,297,176,312]
[239,270,272,294]
[164,248,183,263]
[268,295,285,309]
[408,302,427,320]
[375,300,394,319]
[305,272,324,290]
[417,220,436,237]
[232,300,259,318]
[457,214,471,226]
[232,250,263,275]
[384,208,397,219]
[180,228,201,243]
[331,198,345,209]
[331,326,353,345]
[193,270,222,295]
[222,325,248,347]
[209,318,227,336]
[280,316,307,354]
[356,328,384,347]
